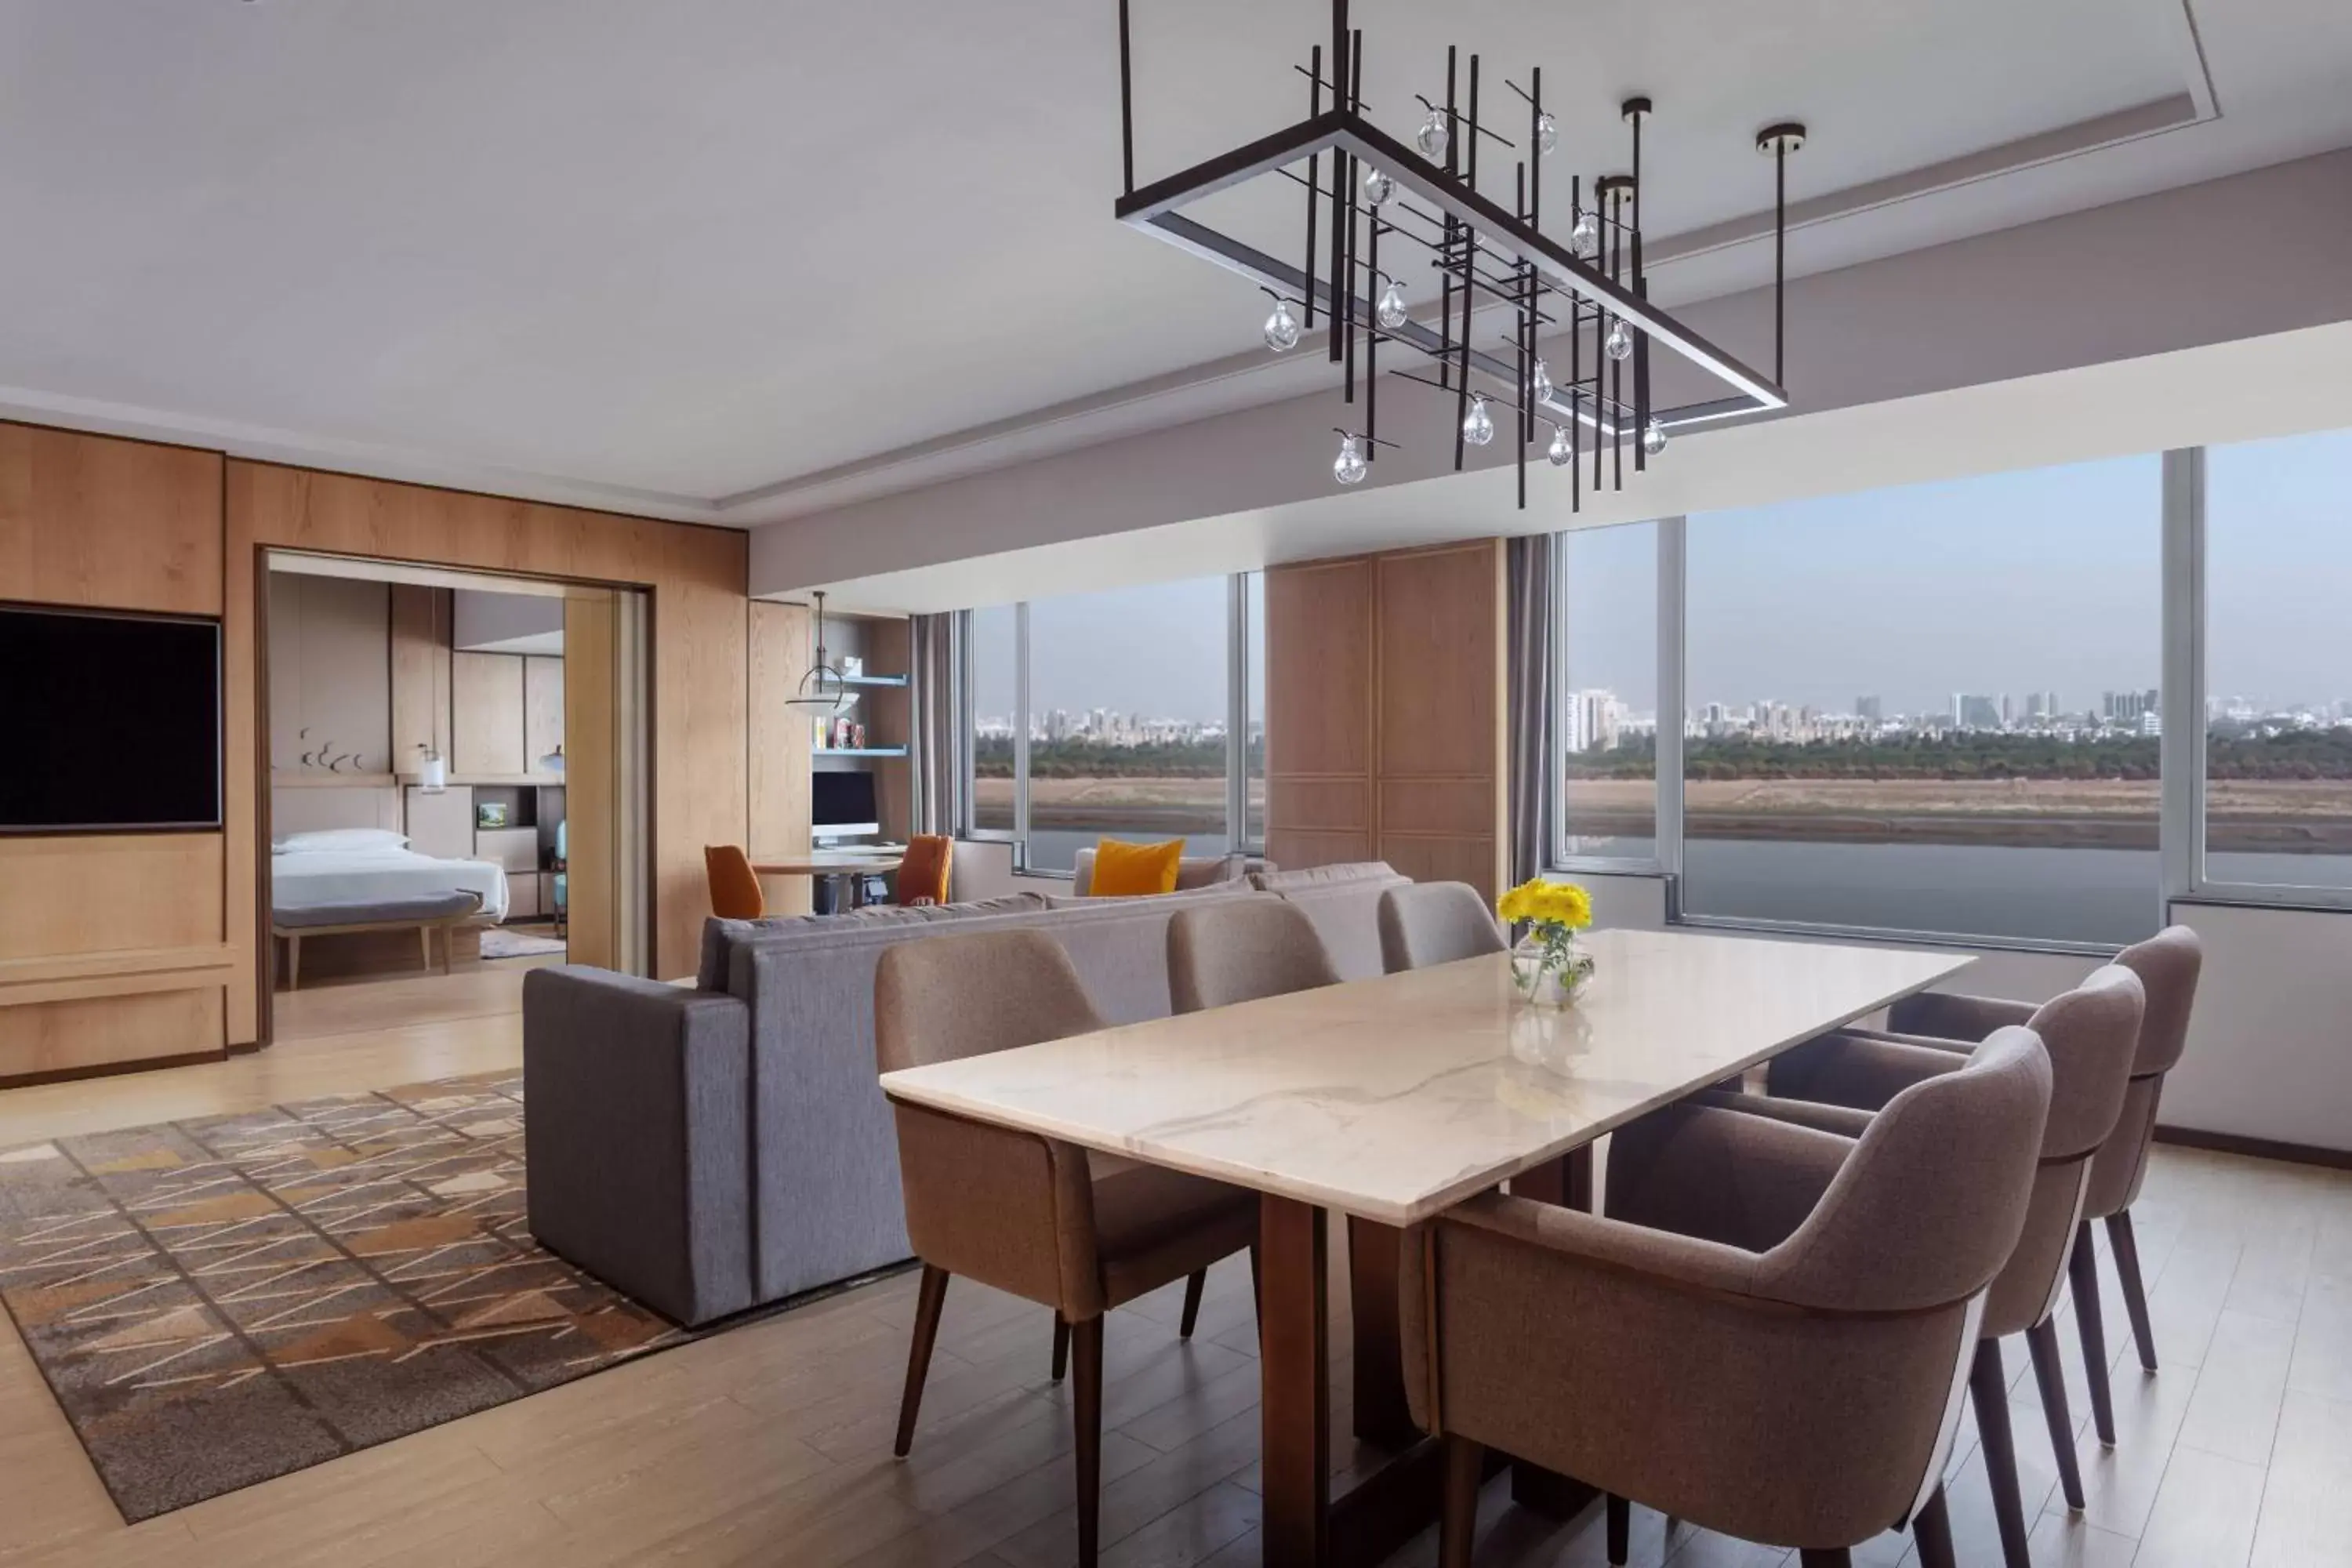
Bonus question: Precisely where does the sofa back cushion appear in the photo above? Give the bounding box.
[1251,862,1410,982]
[697,891,1053,991]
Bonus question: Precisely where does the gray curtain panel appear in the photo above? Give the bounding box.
[1505,533,1555,886]
[908,612,958,837]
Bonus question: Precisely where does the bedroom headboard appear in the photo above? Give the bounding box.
[270,782,404,842]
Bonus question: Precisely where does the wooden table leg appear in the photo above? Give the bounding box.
[1346,1217,1421,1449]
[1260,1193,1329,1568]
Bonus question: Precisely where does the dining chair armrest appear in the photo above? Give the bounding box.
[1766,1030,1968,1112]
[887,1100,1103,1317]
[1447,1189,1764,1298]
[1690,1087,1875,1139]
[1605,1100,1856,1255]
[1885,991,2036,1042]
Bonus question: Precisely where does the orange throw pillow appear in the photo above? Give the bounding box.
[1087,837,1185,897]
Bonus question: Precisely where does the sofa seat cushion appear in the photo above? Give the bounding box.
[1088,1151,1258,1310]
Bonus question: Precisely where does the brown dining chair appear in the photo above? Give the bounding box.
[1856,926,2204,1443]
[1166,898,1341,1014]
[1403,1029,2055,1568]
[895,833,953,906]
[1377,881,1508,973]
[874,929,1258,1567]
[703,844,764,920]
[1759,967,2143,1568]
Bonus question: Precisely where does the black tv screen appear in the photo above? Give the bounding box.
[0,604,223,832]
[812,768,879,828]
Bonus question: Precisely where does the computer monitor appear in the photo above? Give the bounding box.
[811,769,880,842]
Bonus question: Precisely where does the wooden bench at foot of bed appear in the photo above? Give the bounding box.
[272,892,486,989]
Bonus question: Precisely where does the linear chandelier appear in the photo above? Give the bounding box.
[1114,0,1806,510]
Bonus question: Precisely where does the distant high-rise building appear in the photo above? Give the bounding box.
[1566,689,1621,755]
[1856,695,1882,724]
[1957,694,2002,731]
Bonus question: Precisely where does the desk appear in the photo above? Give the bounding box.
[751,848,905,911]
[881,926,1971,1566]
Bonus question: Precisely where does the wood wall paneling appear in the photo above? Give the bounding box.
[524,655,564,773]
[451,651,527,776]
[389,583,452,772]
[267,572,392,775]
[1264,558,1377,880]
[0,836,227,960]
[563,593,619,971]
[748,600,815,918]
[0,989,224,1082]
[0,423,223,615]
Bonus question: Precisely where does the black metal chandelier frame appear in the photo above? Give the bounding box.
[1112,0,1802,510]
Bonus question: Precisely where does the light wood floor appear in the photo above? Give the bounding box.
[1,994,2347,1568]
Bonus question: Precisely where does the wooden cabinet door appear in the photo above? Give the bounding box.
[452,652,525,776]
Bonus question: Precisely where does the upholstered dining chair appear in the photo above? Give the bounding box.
[1757,966,2144,1568]
[1377,881,1508,973]
[874,929,1259,1567]
[1402,1029,2055,1568]
[1857,926,2204,1443]
[703,844,764,920]
[1165,898,1341,1014]
[895,833,953,906]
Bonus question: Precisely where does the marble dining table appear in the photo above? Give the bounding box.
[879,925,1973,1567]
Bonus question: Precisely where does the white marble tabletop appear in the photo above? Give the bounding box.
[879,926,1973,1226]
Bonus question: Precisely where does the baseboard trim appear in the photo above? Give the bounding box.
[0,1047,229,1091]
[2154,1123,2352,1172]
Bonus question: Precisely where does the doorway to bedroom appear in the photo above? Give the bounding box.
[260,552,651,1043]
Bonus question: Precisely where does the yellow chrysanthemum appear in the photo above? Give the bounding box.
[1496,877,1593,931]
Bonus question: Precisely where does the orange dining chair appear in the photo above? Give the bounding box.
[896,834,953,906]
[705,844,766,920]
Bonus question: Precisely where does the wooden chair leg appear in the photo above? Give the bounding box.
[1606,1493,1629,1565]
[1439,1432,1483,1568]
[1913,1485,1957,1568]
[1797,1552,1853,1568]
[2069,1222,2118,1446]
[420,924,434,973]
[2027,1317,2087,1510]
[1051,1313,1069,1382]
[1073,1316,1104,1568]
[2107,1210,2159,1372]
[894,1265,949,1458]
[1971,1338,2033,1568]
[1178,1269,1207,1339]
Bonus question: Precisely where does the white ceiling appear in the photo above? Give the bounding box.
[1,0,2347,523]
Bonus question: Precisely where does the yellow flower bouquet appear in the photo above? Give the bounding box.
[1497,877,1597,1006]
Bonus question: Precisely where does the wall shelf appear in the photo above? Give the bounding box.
[815,746,909,758]
[840,673,909,688]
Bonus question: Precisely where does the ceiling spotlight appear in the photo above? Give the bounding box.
[1375,279,1408,331]
[1415,107,1450,162]
[1333,432,1368,485]
[1642,419,1668,456]
[1264,296,1301,352]
[1604,318,1635,361]
[1362,165,1396,205]
[1462,394,1494,447]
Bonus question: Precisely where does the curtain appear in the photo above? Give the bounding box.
[907,612,958,837]
[1505,533,1555,887]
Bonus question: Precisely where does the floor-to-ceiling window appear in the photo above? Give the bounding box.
[2200,429,2352,897]
[960,573,1258,874]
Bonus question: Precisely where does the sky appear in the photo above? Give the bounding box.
[967,426,2352,725]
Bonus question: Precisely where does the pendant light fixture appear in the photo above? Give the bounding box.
[787,590,855,718]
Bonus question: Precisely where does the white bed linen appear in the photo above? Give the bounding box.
[271,845,510,922]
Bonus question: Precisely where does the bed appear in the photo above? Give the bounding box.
[271,830,510,986]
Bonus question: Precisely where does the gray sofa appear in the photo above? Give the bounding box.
[523,860,1408,1325]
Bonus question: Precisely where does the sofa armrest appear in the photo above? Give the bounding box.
[523,966,753,1326]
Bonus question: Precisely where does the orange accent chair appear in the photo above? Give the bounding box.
[704,844,766,920]
[896,834,954,906]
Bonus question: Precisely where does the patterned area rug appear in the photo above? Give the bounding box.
[480,927,567,960]
[0,1073,692,1522]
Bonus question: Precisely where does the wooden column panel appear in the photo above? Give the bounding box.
[749,600,814,917]
[389,584,452,772]
[564,593,619,971]
[451,652,526,776]
[1265,557,1377,873]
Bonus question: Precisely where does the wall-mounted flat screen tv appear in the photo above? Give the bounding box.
[0,604,223,832]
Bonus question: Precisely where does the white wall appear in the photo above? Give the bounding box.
[2161,901,2352,1151]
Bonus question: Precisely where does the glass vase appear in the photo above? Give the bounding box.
[1510,930,1595,1008]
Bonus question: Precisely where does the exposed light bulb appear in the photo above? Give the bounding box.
[1535,112,1559,156]
[1414,107,1450,162]
[1642,419,1668,456]
[1547,425,1573,466]
[1604,317,1635,361]
[1362,165,1396,206]
[1263,297,1301,353]
[1530,358,1554,404]
[1568,209,1600,260]
[1375,280,1408,331]
[1462,394,1494,447]
[1333,433,1368,486]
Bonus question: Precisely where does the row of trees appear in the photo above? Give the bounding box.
[973,735,1251,780]
[1565,729,2352,782]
